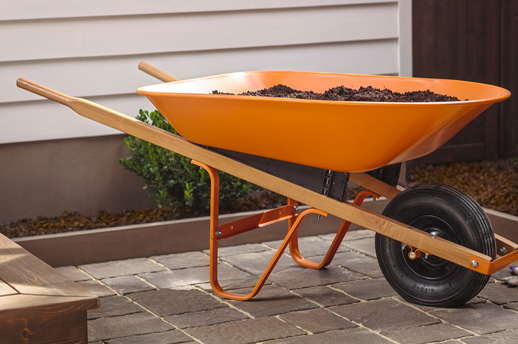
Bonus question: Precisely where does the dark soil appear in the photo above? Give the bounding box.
[212,84,462,102]
[3,159,516,239]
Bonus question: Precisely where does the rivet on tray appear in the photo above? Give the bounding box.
[471,260,479,268]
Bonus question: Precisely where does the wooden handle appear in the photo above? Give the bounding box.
[16,78,73,106]
[138,62,179,83]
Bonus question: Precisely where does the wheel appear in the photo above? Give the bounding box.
[375,184,496,308]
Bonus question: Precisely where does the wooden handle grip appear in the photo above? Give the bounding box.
[138,62,179,83]
[16,78,72,106]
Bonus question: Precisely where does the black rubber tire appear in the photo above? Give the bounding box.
[375,184,496,308]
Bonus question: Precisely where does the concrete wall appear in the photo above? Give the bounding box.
[0,1,412,223]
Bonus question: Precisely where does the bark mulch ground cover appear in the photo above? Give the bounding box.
[0,191,287,239]
[408,158,518,217]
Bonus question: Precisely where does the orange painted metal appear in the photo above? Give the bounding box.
[469,250,518,275]
[138,71,511,172]
[193,159,327,300]
[213,205,296,240]
[289,190,380,269]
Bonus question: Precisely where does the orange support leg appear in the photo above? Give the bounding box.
[288,190,380,269]
[192,160,327,300]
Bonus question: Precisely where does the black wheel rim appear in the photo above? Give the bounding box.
[399,215,461,280]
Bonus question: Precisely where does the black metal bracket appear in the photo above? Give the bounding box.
[202,146,400,202]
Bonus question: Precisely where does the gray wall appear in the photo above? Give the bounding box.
[0,135,156,224]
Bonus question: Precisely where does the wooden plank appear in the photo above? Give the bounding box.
[0,233,96,297]
[349,173,401,200]
[16,79,493,271]
[1,39,399,104]
[1,4,398,62]
[0,279,17,296]
[0,294,98,320]
[1,308,88,344]
[1,0,397,21]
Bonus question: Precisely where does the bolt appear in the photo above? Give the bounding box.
[430,234,436,239]
[401,243,407,250]
[471,260,479,268]
[500,247,507,254]
[424,253,429,259]
[215,231,222,236]
[293,206,299,212]
[317,214,321,220]
[409,251,416,259]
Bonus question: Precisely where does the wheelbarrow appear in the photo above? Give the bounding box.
[16,64,513,308]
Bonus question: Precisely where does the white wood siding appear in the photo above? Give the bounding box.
[0,0,411,144]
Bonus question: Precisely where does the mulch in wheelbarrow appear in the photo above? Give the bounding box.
[212,84,462,102]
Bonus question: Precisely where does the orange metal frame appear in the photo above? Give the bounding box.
[192,160,379,300]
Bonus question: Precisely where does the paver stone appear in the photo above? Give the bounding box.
[105,330,194,344]
[331,298,440,331]
[185,317,305,344]
[151,251,209,270]
[225,284,318,317]
[221,250,296,276]
[102,275,155,294]
[461,328,518,344]
[88,296,144,320]
[292,285,359,307]
[138,264,251,288]
[269,265,366,289]
[267,328,393,344]
[477,281,518,304]
[340,237,376,258]
[380,323,472,344]
[203,243,270,257]
[165,307,248,329]
[79,258,166,279]
[332,278,397,300]
[330,251,384,278]
[264,236,347,257]
[128,289,226,316]
[432,302,518,334]
[279,308,357,333]
[88,312,173,341]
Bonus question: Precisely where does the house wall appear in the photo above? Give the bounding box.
[0,0,412,223]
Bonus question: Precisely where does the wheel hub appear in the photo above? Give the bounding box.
[400,216,460,280]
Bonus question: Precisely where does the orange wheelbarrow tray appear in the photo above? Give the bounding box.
[136,69,510,172]
[16,65,514,307]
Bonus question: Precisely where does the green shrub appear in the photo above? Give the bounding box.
[119,110,261,210]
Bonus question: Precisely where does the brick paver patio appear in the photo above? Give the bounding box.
[54,229,518,344]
